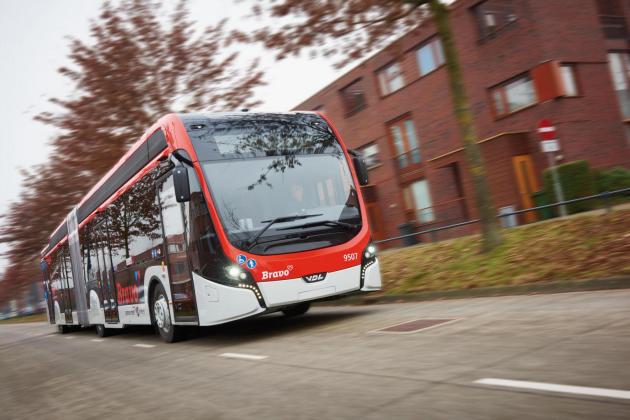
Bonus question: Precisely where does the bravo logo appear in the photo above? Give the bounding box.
[261,265,293,280]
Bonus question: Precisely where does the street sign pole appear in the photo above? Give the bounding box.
[545,150,567,217]
[537,119,567,217]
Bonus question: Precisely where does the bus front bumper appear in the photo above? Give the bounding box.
[192,260,382,325]
[257,260,382,308]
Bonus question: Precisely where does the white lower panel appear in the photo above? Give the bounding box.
[53,301,64,325]
[258,265,361,308]
[87,290,105,325]
[192,272,265,326]
[53,302,79,325]
[118,304,151,325]
[361,259,382,291]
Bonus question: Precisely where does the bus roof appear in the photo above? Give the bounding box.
[177,111,316,123]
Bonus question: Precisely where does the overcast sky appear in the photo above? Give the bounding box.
[0,0,348,272]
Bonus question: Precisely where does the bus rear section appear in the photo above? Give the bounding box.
[41,112,381,342]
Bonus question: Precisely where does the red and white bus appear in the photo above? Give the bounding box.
[41,112,381,342]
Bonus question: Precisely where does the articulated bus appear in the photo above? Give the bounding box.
[41,112,381,342]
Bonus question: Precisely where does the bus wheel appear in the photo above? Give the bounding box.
[95,324,111,338]
[57,324,70,334]
[152,283,184,343]
[282,302,311,317]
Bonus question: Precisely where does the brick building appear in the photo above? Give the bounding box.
[295,0,630,243]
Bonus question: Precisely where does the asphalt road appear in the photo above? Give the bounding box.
[1,290,629,419]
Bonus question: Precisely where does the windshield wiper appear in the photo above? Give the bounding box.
[277,220,360,232]
[246,213,323,251]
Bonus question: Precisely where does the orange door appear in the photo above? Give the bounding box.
[512,155,539,223]
[365,202,385,240]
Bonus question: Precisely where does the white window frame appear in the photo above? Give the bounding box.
[560,64,579,97]
[404,179,435,223]
[378,62,405,95]
[416,38,445,77]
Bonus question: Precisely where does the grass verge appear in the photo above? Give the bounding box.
[378,208,630,295]
[0,313,47,325]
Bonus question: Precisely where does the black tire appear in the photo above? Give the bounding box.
[282,302,311,317]
[57,324,70,334]
[151,283,184,343]
[95,324,112,338]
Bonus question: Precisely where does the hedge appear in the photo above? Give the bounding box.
[542,160,597,215]
[594,166,630,193]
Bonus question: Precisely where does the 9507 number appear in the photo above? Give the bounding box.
[343,252,358,262]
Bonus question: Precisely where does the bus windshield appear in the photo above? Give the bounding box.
[186,113,362,254]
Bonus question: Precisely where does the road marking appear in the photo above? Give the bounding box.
[64,336,75,339]
[91,339,104,342]
[474,378,630,400]
[219,352,268,361]
[133,343,156,348]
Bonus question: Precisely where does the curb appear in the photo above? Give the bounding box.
[318,276,630,306]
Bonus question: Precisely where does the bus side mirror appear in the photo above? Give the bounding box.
[349,150,369,186]
[173,166,191,202]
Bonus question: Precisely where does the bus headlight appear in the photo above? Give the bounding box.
[222,265,265,305]
[225,265,247,281]
[364,244,377,259]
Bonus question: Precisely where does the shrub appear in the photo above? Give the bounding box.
[543,160,596,215]
[594,166,630,205]
[594,167,630,193]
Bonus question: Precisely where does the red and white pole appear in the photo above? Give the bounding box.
[537,119,567,217]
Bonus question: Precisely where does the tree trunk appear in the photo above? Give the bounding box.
[427,0,502,252]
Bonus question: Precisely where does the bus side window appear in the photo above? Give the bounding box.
[106,166,163,306]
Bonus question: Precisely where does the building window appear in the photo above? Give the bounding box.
[416,38,445,76]
[596,0,628,39]
[473,0,517,39]
[404,179,435,223]
[359,142,381,169]
[339,79,367,115]
[168,243,184,253]
[608,52,630,119]
[491,74,537,117]
[388,118,421,168]
[377,62,405,95]
[560,65,579,97]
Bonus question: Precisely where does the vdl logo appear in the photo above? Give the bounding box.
[302,272,327,283]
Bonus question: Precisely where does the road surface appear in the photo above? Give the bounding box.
[1,290,629,419]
